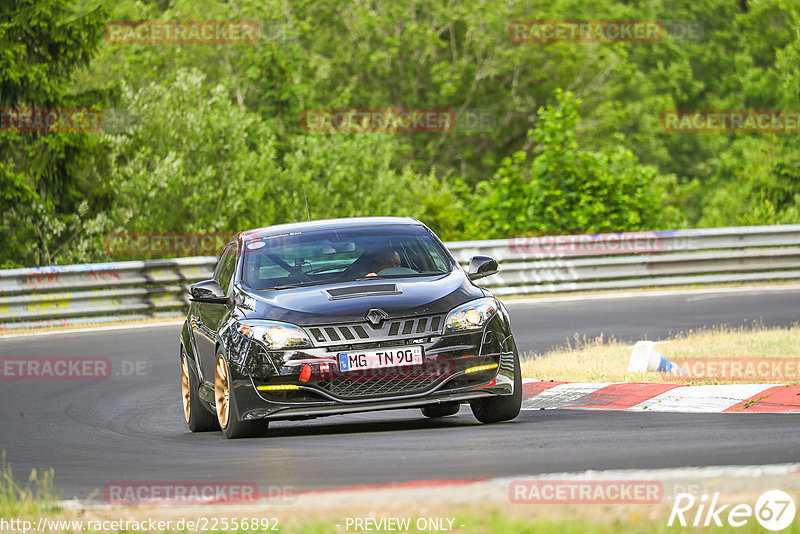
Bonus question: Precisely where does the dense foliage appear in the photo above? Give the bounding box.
[2,0,799,266]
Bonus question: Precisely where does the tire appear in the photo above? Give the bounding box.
[249,419,270,437]
[181,350,218,432]
[215,352,269,439]
[421,403,461,418]
[470,352,522,424]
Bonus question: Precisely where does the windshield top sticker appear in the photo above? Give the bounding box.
[264,231,302,240]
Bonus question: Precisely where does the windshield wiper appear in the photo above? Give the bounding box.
[259,280,333,291]
[354,273,445,281]
[259,284,305,291]
[260,272,447,289]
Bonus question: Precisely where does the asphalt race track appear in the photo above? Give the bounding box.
[1,287,798,500]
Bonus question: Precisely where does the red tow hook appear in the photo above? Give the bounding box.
[299,363,312,383]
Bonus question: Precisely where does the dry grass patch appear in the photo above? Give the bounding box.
[521,323,800,384]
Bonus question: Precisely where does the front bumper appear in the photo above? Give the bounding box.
[223,312,517,421]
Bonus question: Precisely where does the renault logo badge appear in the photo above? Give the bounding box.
[365,308,388,327]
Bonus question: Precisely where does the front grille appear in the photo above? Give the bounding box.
[320,375,438,398]
[316,358,450,399]
[306,315,444,347]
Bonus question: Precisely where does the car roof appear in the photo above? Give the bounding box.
[238,217,423,240]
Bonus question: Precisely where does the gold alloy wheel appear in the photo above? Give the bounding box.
[180,354,191,423]
[215,355,230,428]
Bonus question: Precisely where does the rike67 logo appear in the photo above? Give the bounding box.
[669,490,796,531]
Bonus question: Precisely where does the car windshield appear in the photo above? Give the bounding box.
[241,224,452,290]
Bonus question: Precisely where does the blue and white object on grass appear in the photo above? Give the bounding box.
[627,340,688,375]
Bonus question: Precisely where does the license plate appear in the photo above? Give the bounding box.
[338,346,423,372]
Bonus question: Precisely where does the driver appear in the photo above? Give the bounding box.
[365,249,401,277]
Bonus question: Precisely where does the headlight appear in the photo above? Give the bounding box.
[237,320,311,350]
[444,298,498,333]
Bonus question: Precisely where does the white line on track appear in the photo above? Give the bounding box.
[0,320,184,340]
[496,462,800,482]
[502,284,800,306]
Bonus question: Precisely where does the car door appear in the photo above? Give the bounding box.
[194,241,238,388]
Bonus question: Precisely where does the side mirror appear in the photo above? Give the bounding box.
[189,280,229,303]
[467,256,499,281]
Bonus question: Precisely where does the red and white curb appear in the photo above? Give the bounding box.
[521,379,800,413]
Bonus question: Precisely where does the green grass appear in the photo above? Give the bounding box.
[0,452,57,519]
[278,509,800,534]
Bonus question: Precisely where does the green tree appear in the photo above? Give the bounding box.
[700,135,800,227]
[106,70,282,237]
[470,90,680,238]
[281,132,464,240]
[0,0,111,267]
[8,0,800,266]
[104,69,464,250]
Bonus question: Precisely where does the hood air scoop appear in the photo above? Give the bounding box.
[325,284,401,300]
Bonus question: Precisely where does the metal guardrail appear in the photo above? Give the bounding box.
[2,225,799,330]
[0,258,217,330]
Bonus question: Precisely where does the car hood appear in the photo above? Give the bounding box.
[240,271,485,326]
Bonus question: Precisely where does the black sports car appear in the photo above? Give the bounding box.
[180,217,521,438]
